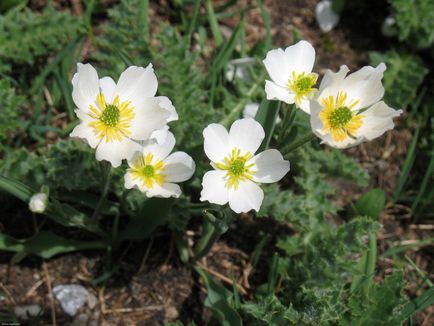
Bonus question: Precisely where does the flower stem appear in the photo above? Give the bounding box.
[92,161,112,219]
[282,132,316,157]
[192,209,233,262]
[278,103,297,144]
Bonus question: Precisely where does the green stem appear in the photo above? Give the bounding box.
[220,71,266,127]
[112,213,120,244]
[193,210,233,262]
[278,103,297,144]
[92,162,112,219]
[193,226,222,262]
[282,132,316,157]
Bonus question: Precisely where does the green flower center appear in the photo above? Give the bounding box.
[229,158,246,176]
[143,165,155,177]
[294,76,315,93]
[100,104,120,127]
[329,107,353,128]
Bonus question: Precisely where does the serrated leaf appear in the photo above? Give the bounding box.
[352,188,386,220]
[195,267,242,326]
[389,0,434,48]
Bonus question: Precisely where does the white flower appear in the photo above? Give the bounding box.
[263,40,317,113]
[243,102,260,119]
[70,63,176,167]
[200,118,290,214]
[124,132,195,198]
[315,0,339,33]
[29,193,48,214]
[310,64,403,149]
[226,57,256,81]
[243,102,281,123]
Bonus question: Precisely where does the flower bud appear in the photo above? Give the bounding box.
[29,193,48,214]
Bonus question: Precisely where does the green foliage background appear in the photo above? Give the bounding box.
[0,0,433,325]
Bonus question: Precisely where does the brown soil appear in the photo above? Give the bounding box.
[1,1,432,325]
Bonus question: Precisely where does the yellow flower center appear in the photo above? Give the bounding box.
[319,91,364,142]
[88,93,135,142]
[129,153,166,189]
[215,148,256,189]
[287,71,318,105]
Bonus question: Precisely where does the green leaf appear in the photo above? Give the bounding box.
[119,197,175,241]
[0,231,105,259]
[255,99,280,152]
[389,0,434,48]
[401,287,434,320]
[0,174,104,235]
[348,271,408,326]
[195,267,242,326]
[352,188,386,220]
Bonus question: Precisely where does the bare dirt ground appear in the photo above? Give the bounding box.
[0,0,432,325]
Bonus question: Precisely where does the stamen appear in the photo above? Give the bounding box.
[88,93,135,142]
[215,147,256,189]
[129,153,166,189]
[319,91,364,142]
[287,71,318,104]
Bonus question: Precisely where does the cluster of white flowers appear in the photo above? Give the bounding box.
[263,40,402,149]
[70,63,195,198]
[68,40,401,214]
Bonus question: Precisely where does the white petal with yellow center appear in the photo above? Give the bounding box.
[263,40,317,113]
[124,132,195,198]
[70,63,177,167]
[200,118,289,213]
[310,64,402,148]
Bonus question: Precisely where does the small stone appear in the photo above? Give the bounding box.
[165,306,179,320]
[53,284,89,316]
[14,305,42,320]
[87,293,98,309]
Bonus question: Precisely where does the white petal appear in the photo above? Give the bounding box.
[284,40,316,74]
[156,96,178,122]
[315,0,340,33]
[130,97,171,140]
[96,137,142,168]
[298,97,312,114]
[341,63,386,109]
[251,149,290,183]
[318,65,349,93]
[150,126,170,144]
[146,183,182,198]
[243,102,259,119]
[203,123,230,163]
[99,77,116,103]
[70,110,100,148]
[164,152,196,183]
[141,131,176,161]
[115,64,158,104]
[200,170,229,205]
[229,118,264,155]
[263,48,292,86]
[228,180,264,213]
[265,80,295,104]
[72,63,99,114]
[124,172,138,189]
[357,101,402,140]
